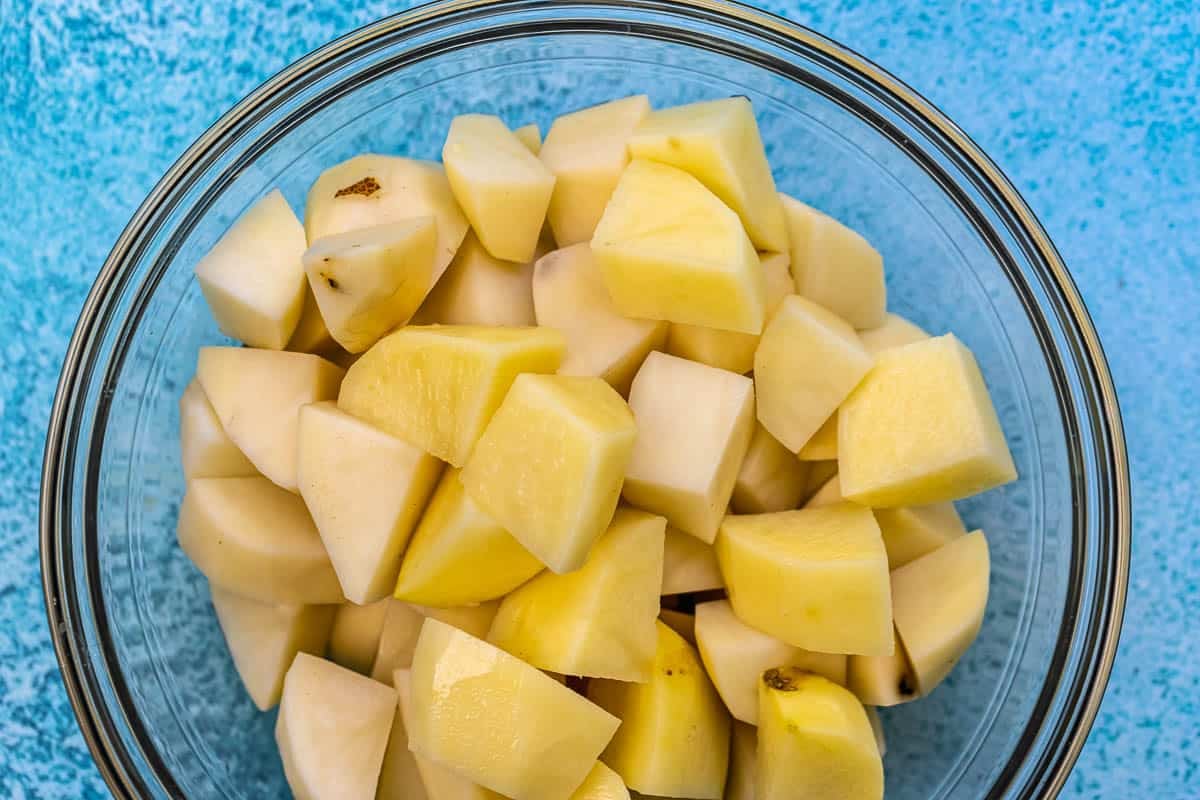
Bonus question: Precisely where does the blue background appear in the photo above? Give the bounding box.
[0,0,1196,796]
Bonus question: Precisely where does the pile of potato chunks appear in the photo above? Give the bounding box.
[180,94,1017,800]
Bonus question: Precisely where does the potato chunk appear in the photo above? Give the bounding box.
[328,599,390,675]
[875,502,966,569]
[178,380,256,479]
[846,628,919,708]
[660,527,723,596]
[731,423,810,514]
[412,232,537,327]
[858,311,928,355]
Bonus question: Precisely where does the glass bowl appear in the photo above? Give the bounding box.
[40,1,1130,797]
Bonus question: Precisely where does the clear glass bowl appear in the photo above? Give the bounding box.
[40,1,1130,797]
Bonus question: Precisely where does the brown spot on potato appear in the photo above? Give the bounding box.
[762,667,800,691]
[335,176,381,198]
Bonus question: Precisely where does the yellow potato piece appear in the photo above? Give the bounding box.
[532,242,667,395]
[731,423,811,514]
[875,502,966,569]
[394,468,543,607]
[795,412,838,461]
[488,508,665,681]
[858,311,928,355]
[754,295,873,453]
[303,218,437,353]
[588,622,730,799]
[716,505,892,656]
[195,189,307,350]
[408,619,620,800]
[514,123,542,154]
[338,325,565,467]
[891,530,990,694]
[591,159,765,334]
[297,402,443,604]
[629,97,787,252]
[838,334,1017,506]
[196,347,344,492]
[210,588,334,711]
[540,95,651,246]
[569,763,629,800]
[177,477,343,605]
[781,194,886,330]
[623,352,756,544]
[462,374,636,573]
[660,527,723,596]
[802,473,843,508]
[695,599,846,725]
[327,599,390,675]
[757,670,882,800]
[726,722,757,800]
[846,627,919,708]
[412,232,537,326]
[178,380,257,479]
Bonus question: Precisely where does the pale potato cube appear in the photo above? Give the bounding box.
[488,509,665,681]
[795,413,837,461]
[726,722,757,800]
[588,622,730,799]
[303,218,437,352]
[210,587,334,711]
[408,619,620,800]
[297,403,443,604]
[328,599,390,675]
[178,380,257,479]
[411,232,536,326]
[781,195,885,330]
[569,762,629,800]
[462,374,636,573]
[394,468,543,607]
[592,159,764,334]
[694,599,845,725]
[305,154,469,284]
[540,95,651,246]
[444,114,556,262]
[802,473,843,509]
[514,123,542,154]
[276,654,397,800]
[532,242,667,395]
[753,295,873,453]
[875,502,966,568]
[369,600,428,684]
[661,527,723,595]
[838,334,1017,506]
[622,353,755,543]
[859,311,928,355]
[731,423,810,514]
[666,251,792,374]
[846,628,919,708]
[195,189,307,349]
[178,477,343,604]
[757,671,882,800]
[658,609,696,644]
[338,325,564,466]
[716,505,892,656]
[891,530,990,694]
[629,97,786,252]
[197,347,343,491]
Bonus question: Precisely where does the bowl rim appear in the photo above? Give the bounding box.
[40,0,1130,797]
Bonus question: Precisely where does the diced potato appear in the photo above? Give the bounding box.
[540,95,651,246]
[414,602,501,641]
[462,374,636,573]
[514,123,542,154]
[891,531,990,694]
[628,97,786,252]
[661,527,723,595]
[178,380,257,479]
[666,251,792,374]
[412,232,537,326]
[196,347,343,491]
[302,218,437,352]
[588,621,730,799]
[658,609,696,645]
[444,114,556,262]
[569,762,629,800]
[754,295,873,453]
[305,154,469,284]
[838,334,1017,506]
[845,628,919,708]
[369,600,428,684]
[178,477,343,604]
[875,503,966,569]
[623,353,755,544]
[716,505,892,656]
[409,619,620,800]
[592,159,764,334]
[276,654,397,800]
[328,599,390,675]
[726,722,757,800]
[858,312,928,355]
[377,673,431,800]
[795,413,837,461]
[488,509,666,681]
[395,468,543,607]
[730,423,810,514]
[780,195,886,330]
[865,706,887,757]
[694,599,846,725]
[194,189,307,350]
[210,587,334,711]
[297,403,443,603]
[802,474,843,509]
[757,670,882,800]
[532,243,668,395]
[338,325,565,466]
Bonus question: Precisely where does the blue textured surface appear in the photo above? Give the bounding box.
[0,0,1195,797]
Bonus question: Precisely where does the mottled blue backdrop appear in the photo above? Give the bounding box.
[0,0,1196,797]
